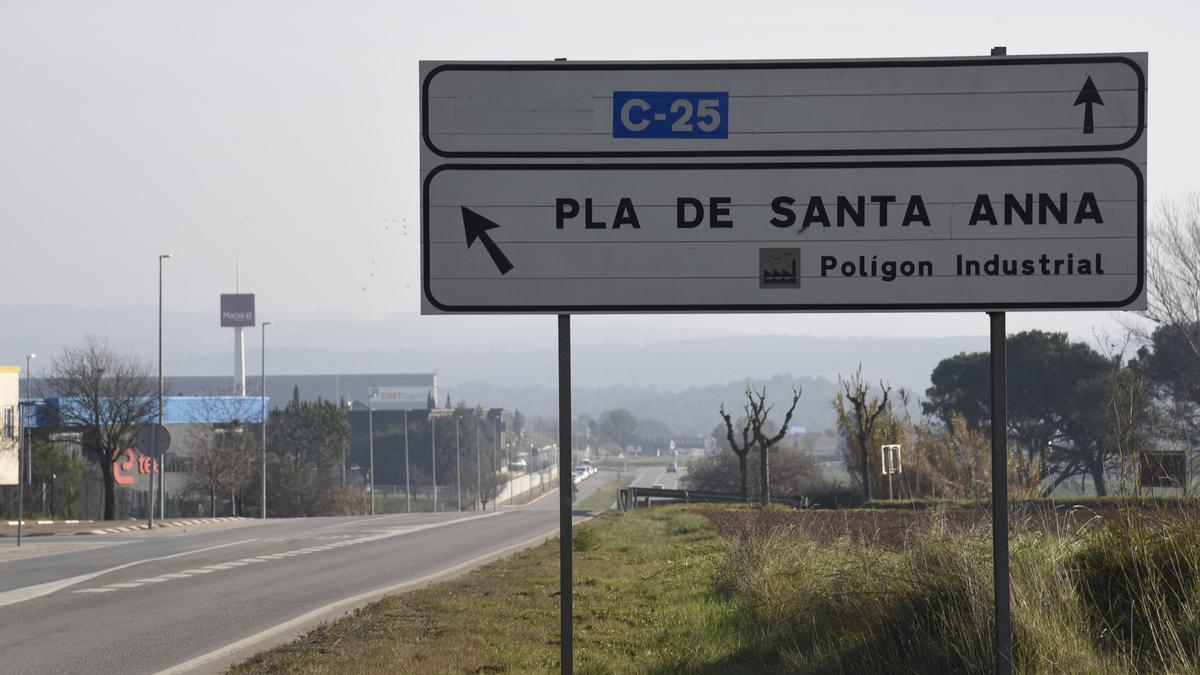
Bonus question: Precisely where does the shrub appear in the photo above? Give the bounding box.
[1072,511,1200,670]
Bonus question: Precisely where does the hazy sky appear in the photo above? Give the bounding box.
[2,0,1195,343]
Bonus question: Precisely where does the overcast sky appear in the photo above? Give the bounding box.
[2,0,1195,344]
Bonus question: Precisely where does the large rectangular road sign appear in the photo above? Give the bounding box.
[419,54,1146,314]
[421,55,1145,158]
[423,159,1143,312]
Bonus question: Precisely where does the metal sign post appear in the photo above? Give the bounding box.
[880,444,902,500]
[990,311,1011,674]
[558,314,573,675]
[136,424,170,529]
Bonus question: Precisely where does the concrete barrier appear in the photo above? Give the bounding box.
[495,465,559,505]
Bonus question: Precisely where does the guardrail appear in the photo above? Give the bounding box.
[617,487,806,511]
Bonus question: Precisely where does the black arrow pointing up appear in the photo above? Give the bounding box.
[462,207,514,275]
[1073,75,1104,135]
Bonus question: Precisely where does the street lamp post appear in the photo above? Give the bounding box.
[455,414,461,511]
[151,254,170,529]
[403,409,411,513]
[260,320,272,519]
[431,413,438,513]
[368,394,377,516]
[493,417,500,507]
[475,414,482,511]
[18,353,34,546]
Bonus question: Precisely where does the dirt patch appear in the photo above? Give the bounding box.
[692,502,1197,549]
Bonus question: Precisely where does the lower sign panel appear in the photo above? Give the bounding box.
[421,160,1143,313]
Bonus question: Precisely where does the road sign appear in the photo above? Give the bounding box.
[424,159,1142,312]
[421,55,1145,158]
[420,54,1146,314]
[135,424,171,458]
[370,386,426,403]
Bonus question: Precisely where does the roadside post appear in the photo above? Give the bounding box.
[419,52,1146,674]
[880,444,902,500]
[135,424,170,527]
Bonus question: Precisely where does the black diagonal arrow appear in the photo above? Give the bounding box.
[462,207,514,275]
[1073,75,1104,135]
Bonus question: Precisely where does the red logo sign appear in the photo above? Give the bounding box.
[113,448,159,486]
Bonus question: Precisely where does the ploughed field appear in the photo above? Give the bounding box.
[697,500,1198,549]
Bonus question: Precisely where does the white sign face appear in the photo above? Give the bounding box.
[370,386,427,403]
[419,55,1147,314]
[424,160,1142,312]
[422,56,1144,158]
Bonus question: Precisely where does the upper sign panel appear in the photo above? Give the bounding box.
[421,55,1146,158]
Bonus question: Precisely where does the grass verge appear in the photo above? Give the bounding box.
[230,501,1200,674]
[228,507,737,674]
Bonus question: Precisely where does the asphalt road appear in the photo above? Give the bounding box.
[0,475,611,674]
[629,461,687,490]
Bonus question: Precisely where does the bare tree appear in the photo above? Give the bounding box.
[183,396,258,517]
[720,385,801,505]
[835,366,892,502]
[718,398,754,502]
[1143,194,1200,356]
[748,386,802,506]
[47,336,156,520]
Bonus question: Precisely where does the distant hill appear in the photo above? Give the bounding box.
[451,375,849,436]
[1,304,986,433]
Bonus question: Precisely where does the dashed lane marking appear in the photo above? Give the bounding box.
[73,510,514,598]
[0,539,259,608]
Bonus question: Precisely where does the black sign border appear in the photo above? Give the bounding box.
[422,158,1145,313]
[421,56,1146,159]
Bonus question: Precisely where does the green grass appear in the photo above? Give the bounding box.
[712,505,1200,673]
[228,507,736,674]
[231,502,1200,674]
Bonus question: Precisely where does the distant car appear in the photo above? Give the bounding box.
[666,462,677,473]
[652,483,665,489]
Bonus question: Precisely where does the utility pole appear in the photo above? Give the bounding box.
[368,393,376,516]
[475,414,482,510]
[455,414,462,511]
[18,353,35,546]
[260,320,272,518]
[431,413,438,512]
[151,253,170,529]
[404,409,411,513]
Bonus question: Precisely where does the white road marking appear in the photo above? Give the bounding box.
[317,512,413,529]
[73,588,114,594]
[156,524,565,675]
[0,539,259,608]
[107,582,144,588]
[65,510,516,601]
